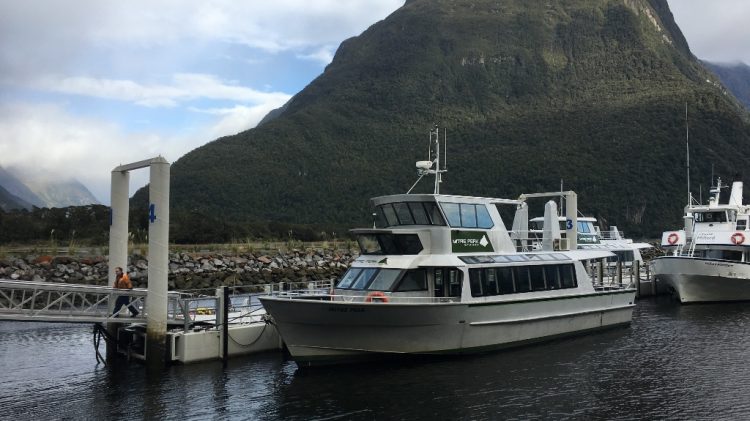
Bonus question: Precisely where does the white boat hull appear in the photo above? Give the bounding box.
[261,291,635,366]
[652,256,750,303]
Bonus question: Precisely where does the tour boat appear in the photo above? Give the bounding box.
[525,215,651,271]
[653,178,750,303]
[260,128,637,366]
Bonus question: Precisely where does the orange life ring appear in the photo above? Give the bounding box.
[667,232,679,245]
[364,291,389,303]
[731,232,745,245]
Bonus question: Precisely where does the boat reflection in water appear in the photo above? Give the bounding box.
[261,127,636,366]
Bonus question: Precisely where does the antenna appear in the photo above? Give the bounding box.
[686,102,690,206]
[407,125,448,194]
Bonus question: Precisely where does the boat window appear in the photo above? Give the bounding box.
[560,264,577,288]
[409,202,430,225]
[374,208,388,228]
[460,204,477,228]
[356,234,423,255]
[529,265,546,291]
[738,219,748,231]
[545,266,561,289]
[394,234,423,254]
[497,267,515,293]
[442,203,461,226]
[695,211,728,223]
[337,268,363,289]
[376,202,446,227]
[350,268,378,289]
[606,250,634,263]
[468,264,577,297]
[382,204,399,226]
[476,205,493,228]
[576,221,595,234]
[514,267,531,292]
[469,268,485,297]
[448,269,462,297]
[367,269,403,291]
[394,203,415,225]
[425,202,446,225]
[440,202,494,229]
[395,269,427,291]
[719,250,742,262]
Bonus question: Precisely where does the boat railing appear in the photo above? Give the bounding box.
[172,280,334,326]
[511,230,571,252]
[599,230,625,240]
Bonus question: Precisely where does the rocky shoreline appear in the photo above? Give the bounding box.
[0,249,357,292]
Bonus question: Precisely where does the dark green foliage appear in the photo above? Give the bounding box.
[130,0,750,239]
[0,205,110,244]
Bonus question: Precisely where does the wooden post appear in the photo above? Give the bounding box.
[222,286,229,367]
[597,261,604,286]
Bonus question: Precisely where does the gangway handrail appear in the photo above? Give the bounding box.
[0,279,186,324]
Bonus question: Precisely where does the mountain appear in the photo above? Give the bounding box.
[704,61,750,110]
[0,165,99,209]
[8,169,100,208]
[136,0,750,238]
[0,166,45,208]
[0,184,33,211]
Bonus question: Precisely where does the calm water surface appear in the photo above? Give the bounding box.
[3,297,750,420]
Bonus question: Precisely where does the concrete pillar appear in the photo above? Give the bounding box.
[565,192,578,250]
[109,170,130,286]
[146,157,170,370]
[542,201,560,252]
[107,170,129,362]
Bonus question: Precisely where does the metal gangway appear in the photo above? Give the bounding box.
[0,279,186,324]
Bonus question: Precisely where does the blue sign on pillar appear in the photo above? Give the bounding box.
[149,204,156,223]
[566,219,573,230]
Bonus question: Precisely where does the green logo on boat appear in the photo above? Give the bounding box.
[451,231,494,253]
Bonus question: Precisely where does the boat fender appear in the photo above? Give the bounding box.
[364,291,389,303]
[667,232,679,245]
[731,232,745,245]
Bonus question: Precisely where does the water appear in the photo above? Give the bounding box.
[3,297,750,420]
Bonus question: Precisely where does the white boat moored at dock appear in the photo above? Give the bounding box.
[653,178,750,303]
[260,127,636,366]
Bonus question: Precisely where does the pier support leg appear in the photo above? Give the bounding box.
[107,170,130,362]
[146,159,170,370]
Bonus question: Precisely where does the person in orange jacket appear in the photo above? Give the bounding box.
[113,266,139,316]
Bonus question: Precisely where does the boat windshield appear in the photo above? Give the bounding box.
[334,268,429,291]
[335,268,404,290]
[376,202,446,227]
[694,211,729,223]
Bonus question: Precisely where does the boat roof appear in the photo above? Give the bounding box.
[529,216,597,222]
[372,193,522,206]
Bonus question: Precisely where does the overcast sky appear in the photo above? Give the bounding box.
[0,0,747,204]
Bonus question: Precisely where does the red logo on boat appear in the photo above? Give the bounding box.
[667,232,679,245]
[731,232,745,245]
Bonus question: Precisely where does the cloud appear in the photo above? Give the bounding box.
[668,1,750,64]
[33,73,290,108]
[0,101,285,204]
[0,1,405,84]
[297,46,337,65]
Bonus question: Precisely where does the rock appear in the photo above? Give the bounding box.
[257,256,272,264]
